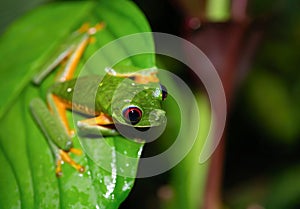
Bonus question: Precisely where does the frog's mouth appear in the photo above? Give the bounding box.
[113,120,166,142]
[100,123,152,133]
[77,121,165,142]
[77,121,159,136]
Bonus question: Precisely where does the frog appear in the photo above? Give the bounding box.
[30,23,167,176]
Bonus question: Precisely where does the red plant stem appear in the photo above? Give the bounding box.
[202,20,248,209]
[173,0,265,208]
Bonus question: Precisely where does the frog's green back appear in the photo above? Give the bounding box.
[51,73,165,127]
[50,76,104,115]
[50,74,132,115]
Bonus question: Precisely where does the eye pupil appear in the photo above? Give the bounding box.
[122,106,142,125]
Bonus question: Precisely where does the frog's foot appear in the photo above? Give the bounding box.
[78,22,105,35]
[68,129,76,137]
[56,149,84,177]
[105,67,159,84]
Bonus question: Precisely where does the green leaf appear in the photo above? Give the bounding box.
[0,1,154,208]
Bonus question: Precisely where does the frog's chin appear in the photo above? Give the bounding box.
[115,121,162,129]
[114,122,166,142]
[114,122,152,130]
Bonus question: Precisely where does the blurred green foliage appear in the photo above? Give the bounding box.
[225,0,300,208]
[244,0,300,143]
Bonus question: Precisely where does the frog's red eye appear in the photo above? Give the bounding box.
[122,106,142,125]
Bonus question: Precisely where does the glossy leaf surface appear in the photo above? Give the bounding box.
[0,1,154,208]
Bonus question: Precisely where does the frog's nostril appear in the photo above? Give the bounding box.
[149,109,167,124]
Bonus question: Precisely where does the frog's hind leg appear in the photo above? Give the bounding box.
[56,149,84,176]
[30,98,84,176]
[52,22,105,133]
[57,22,105,82]
[49,23,104,175]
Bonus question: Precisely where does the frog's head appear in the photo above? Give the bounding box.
[111,79,167,128]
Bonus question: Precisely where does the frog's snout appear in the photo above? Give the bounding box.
[149,109,167,125]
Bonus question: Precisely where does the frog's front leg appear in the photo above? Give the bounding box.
[30,97,84,176]
[77,113,119,136]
